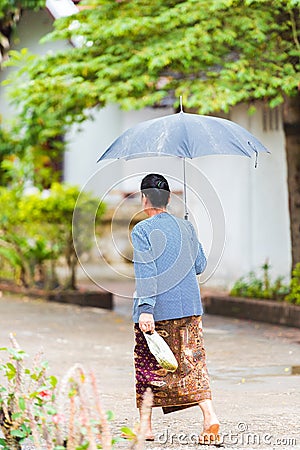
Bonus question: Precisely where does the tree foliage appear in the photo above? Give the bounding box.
[0,0,45,63]
[1,0,299,175]
[0,0,45,182]
[4,0,300,118]
[0,0,44,16]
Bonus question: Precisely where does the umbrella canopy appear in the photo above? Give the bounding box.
[97,109,269,219]
[97,111,269,162]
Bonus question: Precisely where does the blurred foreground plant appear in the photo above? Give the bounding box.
[0,334,152,449]
[0,333,57,450]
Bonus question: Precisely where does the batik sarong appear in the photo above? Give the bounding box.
[134,315,212,414]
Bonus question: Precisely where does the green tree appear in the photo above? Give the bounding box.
[0,1,45,183]
[2,0,300,265]
[0,0,45,63]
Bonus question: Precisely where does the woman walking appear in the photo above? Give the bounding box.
[131,173,220,445]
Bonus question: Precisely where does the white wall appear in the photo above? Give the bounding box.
[189,103,291,287]
[64,106,176,197]
[0,10,68,120]
[64,104,123,194]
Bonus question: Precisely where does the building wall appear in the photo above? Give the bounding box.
[0,11,292,287]
[189,104,291,287]
[64,104,123,193]
[0,10,68,118]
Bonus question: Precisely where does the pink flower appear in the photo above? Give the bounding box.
[52,414,65,425]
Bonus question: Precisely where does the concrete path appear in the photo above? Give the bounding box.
[0,284,299,449]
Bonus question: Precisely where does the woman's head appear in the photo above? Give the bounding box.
[141,173,170,208]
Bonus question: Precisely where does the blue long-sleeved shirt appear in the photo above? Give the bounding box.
[131,212,206,323]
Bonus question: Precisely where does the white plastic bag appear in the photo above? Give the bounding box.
[144,331,178,372]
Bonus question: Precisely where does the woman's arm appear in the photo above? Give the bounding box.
[188,222,207,275]
[132,225,157,331]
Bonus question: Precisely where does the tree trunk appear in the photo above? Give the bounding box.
[283,92,300,269]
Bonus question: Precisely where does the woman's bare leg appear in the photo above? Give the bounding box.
[139,407,154,439]
[199,399,219,431]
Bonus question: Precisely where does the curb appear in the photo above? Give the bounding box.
[0,282,113,310]
[202,295,300,328]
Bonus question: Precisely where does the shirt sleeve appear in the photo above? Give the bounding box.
[195,241,207,275]
[131,225,157,315]
[189,222,207,275]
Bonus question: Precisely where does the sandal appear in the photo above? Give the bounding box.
[145,435,155,441]
[199,424,221,446]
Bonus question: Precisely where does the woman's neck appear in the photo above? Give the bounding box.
[145,207,167,218]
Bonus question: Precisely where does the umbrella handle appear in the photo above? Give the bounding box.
[183,158,188,220]
[180,97,188,219]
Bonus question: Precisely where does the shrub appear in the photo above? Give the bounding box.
[230,261,289,300]
[0,183,106,290]
[285,263,300,305]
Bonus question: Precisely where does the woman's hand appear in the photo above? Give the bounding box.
[139,313,155,334]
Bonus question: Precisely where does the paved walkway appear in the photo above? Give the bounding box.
[0,283,300,449]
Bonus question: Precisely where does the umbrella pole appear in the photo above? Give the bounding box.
[183,157,188,220]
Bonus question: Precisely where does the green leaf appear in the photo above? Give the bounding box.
[247,105,257,115]
[120,426,136,438]
[18,397,26,411]
[49,375,58,388]
[5,362,16,380]
[46,406,57,415]
[6,362,15,371]
[20,423,31,435]
[0,438,9,450]
[269,95,284,108]
[7,348,28,360]
[106,410,114,421]
[11,412,23,420]
[10,429,26,438]
[75,442,89,450]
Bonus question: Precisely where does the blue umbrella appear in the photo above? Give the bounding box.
[98,100,269,219]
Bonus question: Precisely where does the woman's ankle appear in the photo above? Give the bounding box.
[198,400,219,429]
[203,416,220,430]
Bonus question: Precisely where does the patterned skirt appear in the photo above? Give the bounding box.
[134,315,211,414]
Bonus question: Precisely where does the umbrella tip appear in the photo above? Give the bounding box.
[180,96,183,112]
